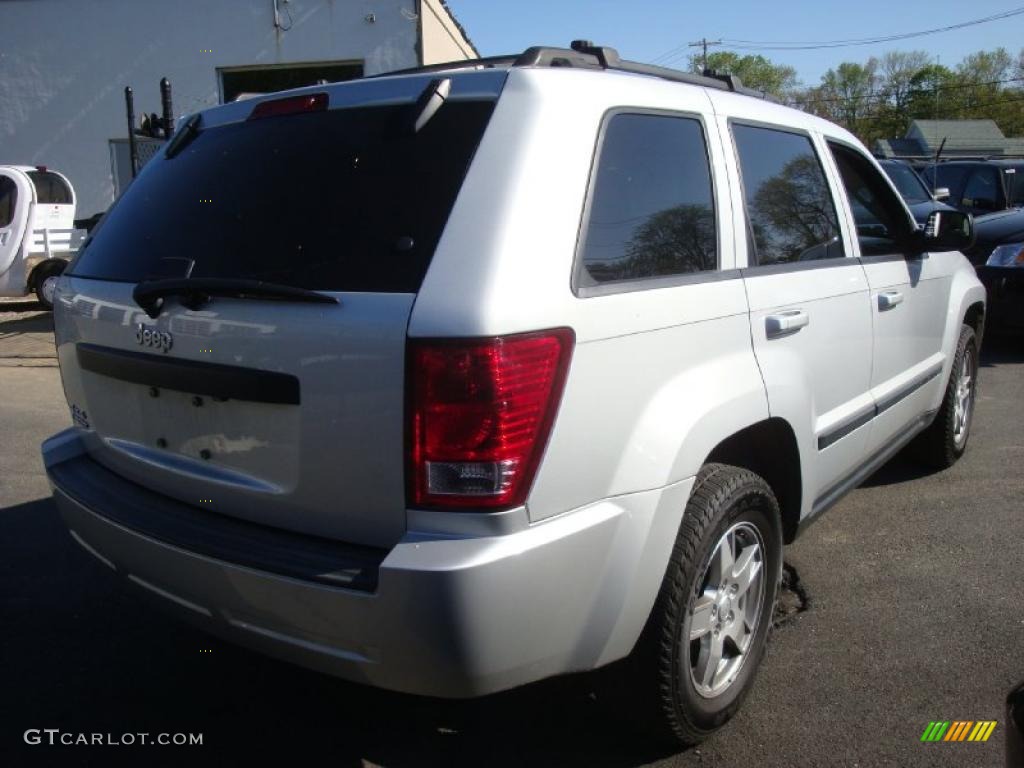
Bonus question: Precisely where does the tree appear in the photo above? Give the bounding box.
[879,50,933,111]
[687,51,798,100]
[818,60,879,134]
[905,63,957,120]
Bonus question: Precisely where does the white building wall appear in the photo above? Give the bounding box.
[421,0,478,64]
[0,0,438,217]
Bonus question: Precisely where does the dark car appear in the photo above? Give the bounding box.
[968,211,1024,332]
[912,160,1024,332]
[878,159,957,224]
[919,159,1024,217]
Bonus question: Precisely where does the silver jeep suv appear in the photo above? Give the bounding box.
[43,42,985,744]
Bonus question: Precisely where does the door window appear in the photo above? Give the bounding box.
[576,112,717,290]
[828,143,914,257]
[732,124,845,265]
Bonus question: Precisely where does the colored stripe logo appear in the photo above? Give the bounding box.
[921,721,997,742]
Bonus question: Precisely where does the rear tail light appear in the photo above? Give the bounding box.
[408,329,574,510]
[248,92,328,120]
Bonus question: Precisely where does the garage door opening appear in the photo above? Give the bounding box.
[219,61,364,103]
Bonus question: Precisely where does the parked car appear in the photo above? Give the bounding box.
[919,159,1023,217]
[41,42,985,747]
[878,159,957,225]
[0,165,86,309]
[911,160,1024,331]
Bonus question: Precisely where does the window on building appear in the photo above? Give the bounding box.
[220,62,364,103]
[732,124,845,265]
[577,113,717,289]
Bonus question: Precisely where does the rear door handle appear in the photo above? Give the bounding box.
[765,310,809,338]
[878,290,904,310]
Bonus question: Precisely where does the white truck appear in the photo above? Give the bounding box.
[0,165,86,309]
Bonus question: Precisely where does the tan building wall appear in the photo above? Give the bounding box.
[421,0,479,64]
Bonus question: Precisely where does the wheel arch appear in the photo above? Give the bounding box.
[964,300,985,343]
[704,417,803,544]
[28,257,67,289]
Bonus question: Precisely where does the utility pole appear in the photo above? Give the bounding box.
[688,37,722,72]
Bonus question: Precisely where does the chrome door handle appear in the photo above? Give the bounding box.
[0,231,8,246]
[765,310,809,338]
[878,290,904,310]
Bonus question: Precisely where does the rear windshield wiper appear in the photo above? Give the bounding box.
[133,277,339,319]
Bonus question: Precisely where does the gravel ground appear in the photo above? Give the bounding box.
[0,308,1020,768]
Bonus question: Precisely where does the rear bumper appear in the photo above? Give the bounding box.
[43,428,692,698]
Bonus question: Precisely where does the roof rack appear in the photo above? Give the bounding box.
[373,40,771,100]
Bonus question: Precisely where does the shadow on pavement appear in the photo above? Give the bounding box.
[0,312,54,336]
[0,496,679,768]
[0,299,46,313]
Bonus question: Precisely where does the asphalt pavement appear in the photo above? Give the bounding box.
[0,307,1021,768]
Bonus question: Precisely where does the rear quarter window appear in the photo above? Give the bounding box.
[575,111,718,295]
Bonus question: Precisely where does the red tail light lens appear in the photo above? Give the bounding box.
[248,92,328,120]
[408,329,574,510]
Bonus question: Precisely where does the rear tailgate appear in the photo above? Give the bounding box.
[54,75,501,549]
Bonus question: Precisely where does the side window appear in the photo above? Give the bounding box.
[0,176,17,228]
[732,124,844,265]
[961,168,1001,212]
[828,142,914,257]
[577,112,717,290]
[27,171,73,205]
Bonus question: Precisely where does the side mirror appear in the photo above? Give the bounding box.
[916,210,975,253]
[933,186,950,201]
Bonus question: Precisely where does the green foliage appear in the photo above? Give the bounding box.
[708,47,1024,146]
[687,51,797,99]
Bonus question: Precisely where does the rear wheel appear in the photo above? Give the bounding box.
[911,324,978,469]
[629,463,782,746]
[33,261,65,310]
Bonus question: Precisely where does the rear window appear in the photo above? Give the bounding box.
[69,99,495,292]
[27,171,72,205]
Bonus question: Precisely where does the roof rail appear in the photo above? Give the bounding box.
[370,40,772,100]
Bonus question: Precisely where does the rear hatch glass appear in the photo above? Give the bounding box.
[70,98,495,290]
[57,93,496,548]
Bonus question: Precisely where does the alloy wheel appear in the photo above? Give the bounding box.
[684,521,766,699]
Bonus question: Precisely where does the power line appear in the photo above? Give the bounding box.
[648,6,1024,65]
[688,37,722,71]
[720,6,1024,50]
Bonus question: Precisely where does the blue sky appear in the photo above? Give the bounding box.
[445,1,1024,85]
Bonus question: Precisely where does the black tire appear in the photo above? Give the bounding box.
[32,261,65,310]
[628,463,783,746]
[911,324,978,469]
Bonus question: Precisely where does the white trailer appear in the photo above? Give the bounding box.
[0,165,86,309]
